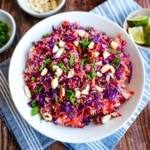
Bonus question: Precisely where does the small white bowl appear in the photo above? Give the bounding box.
[0,9,16,53]
[17,0,66,18]
[123,8,150,50]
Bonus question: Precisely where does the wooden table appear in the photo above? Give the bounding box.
[0,0,150,150]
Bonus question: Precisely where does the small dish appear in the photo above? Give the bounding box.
[0,9,16,53]
[17,0,66,18]
[123,8,150,50]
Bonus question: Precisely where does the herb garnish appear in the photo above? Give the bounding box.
[69,54,74,67]
[80,38,91,49]
[110,57,121,69]
[66,89,75,105]
[87,71,96,80]
[31,100,39,116]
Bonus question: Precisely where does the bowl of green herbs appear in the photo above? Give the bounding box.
[0,9,16,53]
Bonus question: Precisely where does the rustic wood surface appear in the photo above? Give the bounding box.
[0,0,150,150]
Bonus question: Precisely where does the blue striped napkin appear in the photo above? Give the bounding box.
[0,0,150,150]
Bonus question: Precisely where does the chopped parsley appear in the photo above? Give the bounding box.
[42,33,50,38]
[69,54,74,67]
[87,71,96,80]
[66,89,75,105]
[81,56,90,65]
[31,100,39,116]
[80,38,91,49]
[111,57,121,69]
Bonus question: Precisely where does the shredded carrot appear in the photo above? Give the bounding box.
[62,21,70,28]
[129,90,135,95]
[59,85,63,102]
[118,34,122,39]
[61,114,67,126]
[74,72,85,77]
[117,112,122,117]
[91,78,95,87]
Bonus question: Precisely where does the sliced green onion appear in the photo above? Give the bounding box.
[81,57,90,65]
[31,100,39,116]
[66,89,75,105]
[80,38,91,48]
[31,76,36,81]
[42,33,50,38]
[110,57,121,69]
[87,71,96,80]
[58,62,65,68]
[69,54,74,67]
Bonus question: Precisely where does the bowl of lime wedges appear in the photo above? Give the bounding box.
[123,8,150,50]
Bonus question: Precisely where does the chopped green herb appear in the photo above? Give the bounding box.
[66,89,75,105]
[31,100,39,116]
[69,54,74,67]
[35,86,43,93]
[31,76,36,81]
[32,41,35,45]
[86,26,93,30]
[54,95,59,102]
[64,68,69,73]
[39,58,52,71]
[80,38,91,49]
[81,57,90,65]
[44,58,51,64]
[87,71,96,80]
[31,106,39,116]
[116,51,121,54]
[58,62,65,68]
[42,33,50,38]
[93,62,97,69]
[55,41,59,45]
[50,62,54,70]
[31,100,38,107]
[63,50,67,54]
[110,57,121,69]
[0,21,10,48]
[110,48,121,55]
[39,64,44,72]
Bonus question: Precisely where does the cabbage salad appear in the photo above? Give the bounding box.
[23,21,133,128]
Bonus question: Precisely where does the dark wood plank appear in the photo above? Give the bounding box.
[0,0,150,150]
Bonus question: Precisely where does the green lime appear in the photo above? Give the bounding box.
[144,25,150,46]
[148,18,150,25]
[127,15,149,27]
[128,26,145,44]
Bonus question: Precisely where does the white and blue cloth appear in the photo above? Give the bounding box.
[0,0,150,150]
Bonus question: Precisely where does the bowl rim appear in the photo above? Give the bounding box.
[9,11,145,143]
[0,9,16,53]
[123,8,150,50]
[17,0,66,18]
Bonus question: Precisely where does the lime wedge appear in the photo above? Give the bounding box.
[128,26,145,44]
[127,15,149,27]
[144,25,150,46]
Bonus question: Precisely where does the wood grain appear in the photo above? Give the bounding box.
[0,0,150,150]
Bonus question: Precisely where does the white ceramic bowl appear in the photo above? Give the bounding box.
[17,0,66,18]
[9,12,144,143]
[0,9,16,53]
[123,8,150,50]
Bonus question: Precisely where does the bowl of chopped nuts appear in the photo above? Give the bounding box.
[0,9,16,53]
[17,0,66,18]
